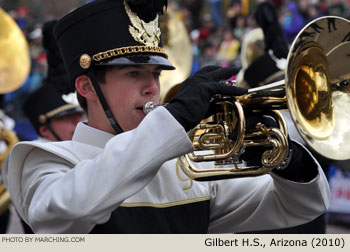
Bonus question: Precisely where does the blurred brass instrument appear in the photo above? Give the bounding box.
[0,8,30,93]
[0,7,30,214]
[0,126,18,215]
[159,8,192,104]
[148,16,350,181]
[236,27,265,88]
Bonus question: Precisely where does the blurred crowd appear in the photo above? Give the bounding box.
[2,0,350,138]
[173,0,349,72]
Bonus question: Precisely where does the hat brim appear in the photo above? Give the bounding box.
[96,55,175,70]
[51,107,84,120]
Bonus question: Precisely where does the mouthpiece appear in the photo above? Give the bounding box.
[143,101,158,115]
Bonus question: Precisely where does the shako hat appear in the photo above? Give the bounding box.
[242,1,288,88]
[22,83,83,135]
[54,0,174,92]
[23,19,83,135]
[244,52,283,88]
[42,20,72,95]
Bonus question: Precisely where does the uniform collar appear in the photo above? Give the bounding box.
[72,121,114,148]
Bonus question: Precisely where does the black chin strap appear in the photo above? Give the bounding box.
[45,122,62,141]
[86,68,124,134]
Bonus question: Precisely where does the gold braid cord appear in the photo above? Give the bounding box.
[176,159,193,190]
[92,46,168,62]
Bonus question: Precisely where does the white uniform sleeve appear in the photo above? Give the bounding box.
[5,107,193,233]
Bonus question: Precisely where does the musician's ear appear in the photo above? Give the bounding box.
[75,74,98,101]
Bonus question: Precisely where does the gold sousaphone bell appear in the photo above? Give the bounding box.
[176,16,350,181]
[159,8,192,104]
[0,7,30,214]
[0,8,30,93]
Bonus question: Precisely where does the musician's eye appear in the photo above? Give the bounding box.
[153,71,161,79]
[127,71,139,78]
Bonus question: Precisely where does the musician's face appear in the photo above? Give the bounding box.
[40,112,83,141]
[100,64,162,133]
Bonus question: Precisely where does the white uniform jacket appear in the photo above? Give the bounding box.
[2,107,330,233]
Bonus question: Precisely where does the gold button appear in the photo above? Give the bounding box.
[80,54,91,69]
[39,114,46,124]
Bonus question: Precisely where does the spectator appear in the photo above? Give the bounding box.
[328,0,346,17]
[216,28,240,66]
[280,1,306,44]
[208,0,223,27]
[233,15,247,41]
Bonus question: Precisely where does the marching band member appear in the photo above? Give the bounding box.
[22,84,83,142]
[2,0,329,233]
[21,20,84,143]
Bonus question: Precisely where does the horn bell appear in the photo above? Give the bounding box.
[286,16,350,160]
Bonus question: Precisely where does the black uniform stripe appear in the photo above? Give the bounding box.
[90,199,211,233]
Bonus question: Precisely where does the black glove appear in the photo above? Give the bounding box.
[165,66,247,132]
[235,111,318,182]
[237,111,280,166]
[273,141,318,182]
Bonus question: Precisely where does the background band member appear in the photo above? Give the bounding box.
[21,20,84,142]
[22,84,83,142]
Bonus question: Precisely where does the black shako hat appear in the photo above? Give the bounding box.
[22,83,83,135]
[23,19,83,135]
[54,0,174,91]
[244,52,282,88]
[42,19,72,95]
[254,1,288,59]
[243,1,288,88]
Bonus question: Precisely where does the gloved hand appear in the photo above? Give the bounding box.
[236,111,318,182]
[273,141,318,182]
[237,111,280,166]
[165,66,247,132]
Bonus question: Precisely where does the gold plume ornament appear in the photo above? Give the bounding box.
[124,0,161,47]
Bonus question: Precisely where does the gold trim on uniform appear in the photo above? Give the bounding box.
[120,195,211,208]
[38,104,80,124]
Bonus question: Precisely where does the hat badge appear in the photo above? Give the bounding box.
[62,92,79,105]
[124,0,161,47]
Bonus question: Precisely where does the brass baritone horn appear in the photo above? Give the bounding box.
[144,16,350,181]
[177,81,291,181]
